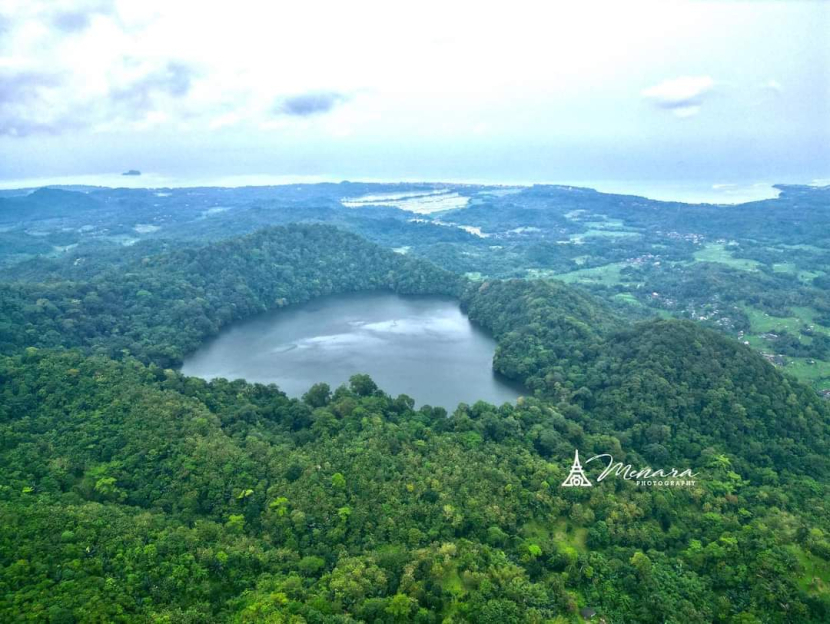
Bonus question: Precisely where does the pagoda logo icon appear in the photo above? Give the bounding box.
[561,449,592,487]
[560,449,699,488]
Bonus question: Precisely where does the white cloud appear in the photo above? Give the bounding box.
[642,76,714,116]
[0,1,827,184]
[761,79,783,93]
[208,112,241,130]
[1,1,726,137]
[642,76,715,105]
[672,105,702,118]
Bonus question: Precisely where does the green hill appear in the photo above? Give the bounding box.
[0,226,828,622]
[0,225,462,366]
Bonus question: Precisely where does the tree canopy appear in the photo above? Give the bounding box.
[1,222,828,622]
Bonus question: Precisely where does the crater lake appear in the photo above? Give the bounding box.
[181,291,524,408]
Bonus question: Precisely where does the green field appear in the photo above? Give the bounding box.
[742,305,804,334]
[522,518,589,555]
[792,546,830,595]
[613,292,644,307]
[693,242,763,271]
[740,304,830,391]
[743,304,830,337]
[542,261,634,286]
[772,262,825,283]
[572,229,642,240]
[782,358,830,391]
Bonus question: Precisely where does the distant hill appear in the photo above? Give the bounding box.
[0,188,104,223]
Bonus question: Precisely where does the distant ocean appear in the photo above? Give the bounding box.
[1,172,826,205]
[563,180,784,204]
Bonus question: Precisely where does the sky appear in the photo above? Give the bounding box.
[0,0,828,199]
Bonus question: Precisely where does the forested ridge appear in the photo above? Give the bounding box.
[1,224,829,622]
[0,225,462,366]
[462,281,829,477]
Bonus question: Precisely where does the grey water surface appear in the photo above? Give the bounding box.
[181,291,523,409]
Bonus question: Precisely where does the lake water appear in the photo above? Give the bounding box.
[181,291,523,408]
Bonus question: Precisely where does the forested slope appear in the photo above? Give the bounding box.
[463,280,830,478]
[2,349,829,622]
[0,225,462,366]
[1,225,829,622]
[461,279,622,389]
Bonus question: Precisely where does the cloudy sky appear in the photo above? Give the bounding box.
[1,0,828,195]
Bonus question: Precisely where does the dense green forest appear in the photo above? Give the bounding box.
[3,183,829,392]
[0,225,461,367]
[1,187,829,622]
[2,348,828,623]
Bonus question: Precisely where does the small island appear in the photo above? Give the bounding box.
[121,169,141,176]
